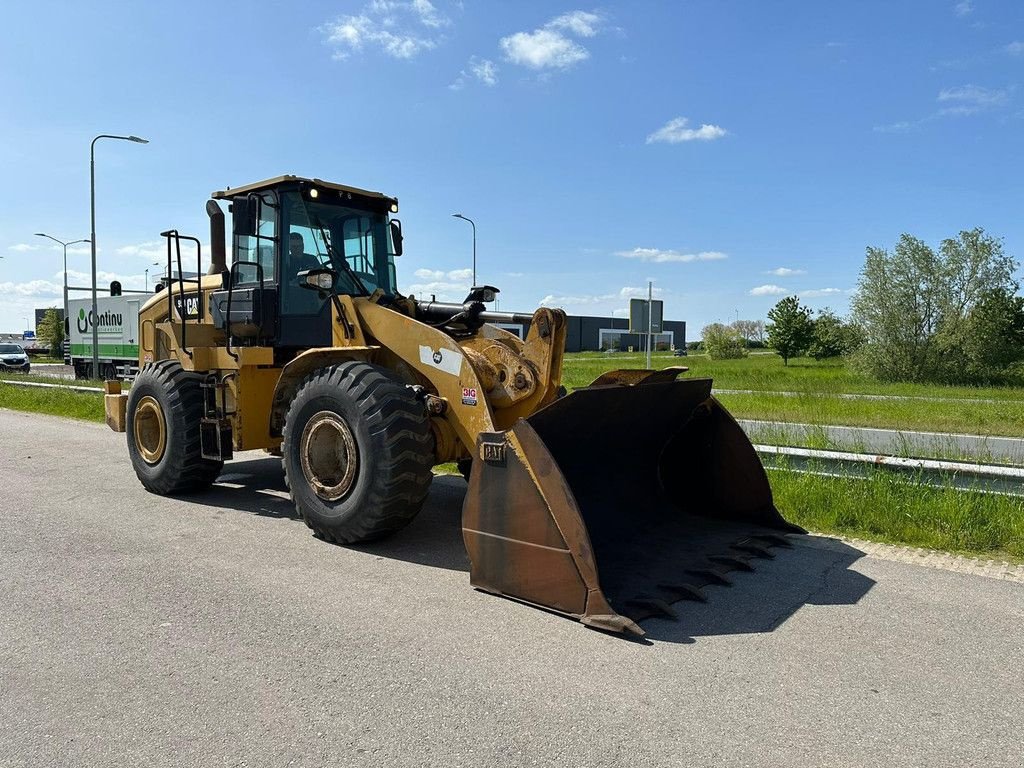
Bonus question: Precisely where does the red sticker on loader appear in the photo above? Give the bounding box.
[461,387,478,406]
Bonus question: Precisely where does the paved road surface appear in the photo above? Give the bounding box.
[739,419,1024,464]
[1,409,1022,767]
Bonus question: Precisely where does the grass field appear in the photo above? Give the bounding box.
[0,382,106,422]
[770,467,1024,560]
[564,351,1024,436]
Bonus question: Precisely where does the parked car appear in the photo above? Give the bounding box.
[673,348,688,357]
[0,343,30,372]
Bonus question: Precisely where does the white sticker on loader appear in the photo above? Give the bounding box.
[419,345,462,377]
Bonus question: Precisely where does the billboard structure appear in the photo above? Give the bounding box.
[629,292,663,367]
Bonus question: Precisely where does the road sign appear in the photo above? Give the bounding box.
[22,330,36,340]
[628,298,663,334]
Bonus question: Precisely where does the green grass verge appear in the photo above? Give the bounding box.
[0,382,105,422]
[770,468,1024,561]
[563,352,1024,435]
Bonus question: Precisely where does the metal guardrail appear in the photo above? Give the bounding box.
[756,444,1024,497]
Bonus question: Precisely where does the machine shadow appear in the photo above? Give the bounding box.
[187,455,875,642]
[185,454,470,571]
[641,538,875,644]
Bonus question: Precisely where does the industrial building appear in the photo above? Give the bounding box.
[493,314,686,353]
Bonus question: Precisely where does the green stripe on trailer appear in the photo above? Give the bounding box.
[70,344,139,358]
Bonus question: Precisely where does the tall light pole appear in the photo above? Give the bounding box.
[34,233,90,332]
[144,268,149,291]
[90,133,148,378]
[451,213,476,287]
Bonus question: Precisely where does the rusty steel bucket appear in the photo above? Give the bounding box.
[462,369,804,636]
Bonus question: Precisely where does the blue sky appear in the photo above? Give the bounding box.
[1,0,1021,335]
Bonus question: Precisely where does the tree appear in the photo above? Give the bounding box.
[959,288,1024,383]
[807,309,865,361]
[851,229,1019,383]
[766,296,813,365]
[36,308,64,359]
[702,323,748,359]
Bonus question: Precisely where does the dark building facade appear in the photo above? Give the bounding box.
[492,314,686,353]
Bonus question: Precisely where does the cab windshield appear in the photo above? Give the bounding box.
[0,344,24,354]
[285,193,398,298]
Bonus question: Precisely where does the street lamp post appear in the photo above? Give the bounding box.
[34,233,90,334]
[90,133,148,379]
[451,213,476,287]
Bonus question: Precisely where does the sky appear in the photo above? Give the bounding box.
[0,0,1021,336]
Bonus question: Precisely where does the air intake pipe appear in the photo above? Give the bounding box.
[206,200,226,275]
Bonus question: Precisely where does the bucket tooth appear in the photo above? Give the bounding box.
[658,583,708,602]
[732,541,775,559]
[751,533,794,549]
[626,597,679,620]
[685,568,733,586]
[709,555,755,572]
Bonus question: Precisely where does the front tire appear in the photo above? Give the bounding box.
[126,361,224,494]
[282,361,434,543]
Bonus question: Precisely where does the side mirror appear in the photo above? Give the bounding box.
[232,196,258,237]
[390,219,403,256]
[298,268,337,293]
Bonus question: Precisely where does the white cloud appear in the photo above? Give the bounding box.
[801,288,843,298]
[321,0,450,60]
[749,284,789,296]
[414,268,445,280]
[547,10,604,37]
[539,293,611,307]
[937,84,1010,115]
[116,241,166,259]
[954,1,974,17]
[500,10,607,71]
[619,286,664,299]
[503,271,525,278]
[612,308,629,318]
[616,247,727,263]
[447,267,474,281]
[501,29,588,69]
[450,56,498,90]
[470,57,498,86]
[767,267,806,276]
[1006,41,1024,56]
[873,121,914,133]
[8,243,40,252]
[646,117,727,144]
[406,279,471,302]
[0,279,63,298]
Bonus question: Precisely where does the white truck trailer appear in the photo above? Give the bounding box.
[67,294,147,379]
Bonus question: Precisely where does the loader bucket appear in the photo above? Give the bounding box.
[462,371,803,636]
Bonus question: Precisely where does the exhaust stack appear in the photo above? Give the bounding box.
[206,200,226,275]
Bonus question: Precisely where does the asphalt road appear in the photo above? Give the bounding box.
[1,409,1022,767]
[739,419,1024,464]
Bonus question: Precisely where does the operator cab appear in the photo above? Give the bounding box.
[209,175,403,348]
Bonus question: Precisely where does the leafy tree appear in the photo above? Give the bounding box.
[766,296,813,365]
[807,309,866,361]
[959,289,1024,382]
[702,323,748,359]
[852,228,1018,383]
[36,308,64,359]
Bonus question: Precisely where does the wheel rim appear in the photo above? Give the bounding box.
[134,395,167,465]
[300,410,359,502]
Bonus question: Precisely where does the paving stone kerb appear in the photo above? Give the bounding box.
[799,534,1024,584]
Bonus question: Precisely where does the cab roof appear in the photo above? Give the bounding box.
[211,175,397,208]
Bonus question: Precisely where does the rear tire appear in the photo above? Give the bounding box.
[282,361,434,543]
[126,361,224,494]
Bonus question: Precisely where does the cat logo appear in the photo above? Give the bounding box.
[480,441,506,466]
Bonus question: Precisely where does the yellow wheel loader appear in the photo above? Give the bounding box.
[105,175,801,636]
